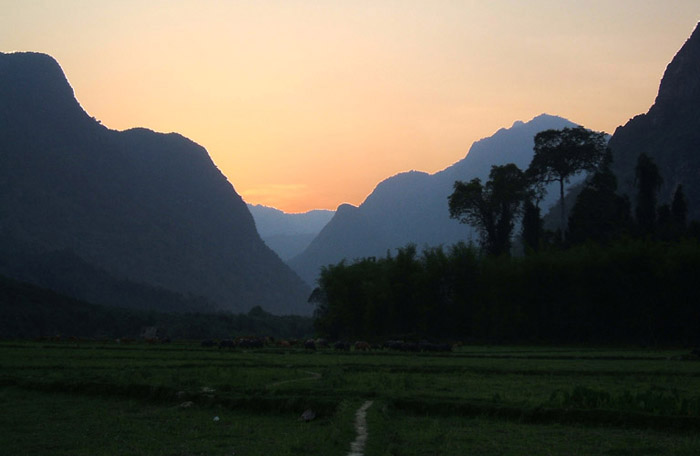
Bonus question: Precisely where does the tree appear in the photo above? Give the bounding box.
[671,185,688,229]
[567,152,631,245]
[657,204,672,233]
[520,200,543,253]
[527,126,608,231]
[658,185,688,240]
[448,163,527,256]
[634,152,662,236]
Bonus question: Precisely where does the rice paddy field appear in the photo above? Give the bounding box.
[1,340,700,455]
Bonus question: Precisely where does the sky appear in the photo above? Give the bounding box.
[2,1,699,213]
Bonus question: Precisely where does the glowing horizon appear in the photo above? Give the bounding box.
[2,1,699,213]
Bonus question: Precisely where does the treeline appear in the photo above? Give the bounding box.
[312,127,700,345]
[0,246,218,313]
[312,240,700,345]
[0,275,313,340]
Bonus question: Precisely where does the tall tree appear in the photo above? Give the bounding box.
[634,152,663,236]
[448,163,527,256]
[527,126,608,230]
[671,185,688,229]
[658,185,689,240]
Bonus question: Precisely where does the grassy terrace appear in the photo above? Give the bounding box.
[1,341,699,455]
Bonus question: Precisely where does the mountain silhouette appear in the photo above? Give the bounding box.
[247,204,334,260]
[289,114,577,286]
[609,22,700,218]
[0,52,310,315]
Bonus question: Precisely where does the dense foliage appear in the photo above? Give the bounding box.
[312,239,700,345]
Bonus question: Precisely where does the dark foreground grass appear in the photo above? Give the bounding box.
[0,387,357,456]
[2,341,700,455]
[367,406,700,456]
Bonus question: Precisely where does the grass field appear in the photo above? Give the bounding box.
[1,341,699,455]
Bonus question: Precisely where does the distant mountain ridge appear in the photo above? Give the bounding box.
[289,114,578,285]
[0,51,311,315]
[247,204,334,260]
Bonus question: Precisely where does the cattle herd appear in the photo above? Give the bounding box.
[200,336,455,353]
[31,335,454,353]
[32,335,172,344]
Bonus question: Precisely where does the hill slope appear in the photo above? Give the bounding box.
[609,22,700,218]
[0,52,310,315]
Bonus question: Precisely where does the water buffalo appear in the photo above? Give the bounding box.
[218,339,235,349]
[334,341,350,351]
[419,342,453,352]
[354,341,371,351]
[315,338,329,349]
[384,340,404,350]
[237,337,264,349]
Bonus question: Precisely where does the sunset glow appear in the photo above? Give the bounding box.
[3,1,699,212]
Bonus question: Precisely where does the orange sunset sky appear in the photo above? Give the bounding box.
[2,1,699,213]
